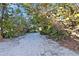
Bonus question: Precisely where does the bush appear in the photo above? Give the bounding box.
[29,12,67,40]
[0,17,28,39]
[2,19,15,38]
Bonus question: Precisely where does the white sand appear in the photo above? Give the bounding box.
[0,33,78,56]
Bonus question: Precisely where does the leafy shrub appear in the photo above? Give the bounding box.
[29,12,67,40]
[14,18,28,37]
[1,17,28,38]
[2,19,15,38]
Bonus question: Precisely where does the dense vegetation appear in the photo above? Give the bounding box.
[23,3,79,40]
[0,4,28,39]
[0,3,79,41]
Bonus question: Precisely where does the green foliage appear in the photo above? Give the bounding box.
[2,19,15,38]
[0,3,28,39]
[0,3,79,40]
[14,17,28,37]
[1,18,27,38]
[26,3,79,40]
